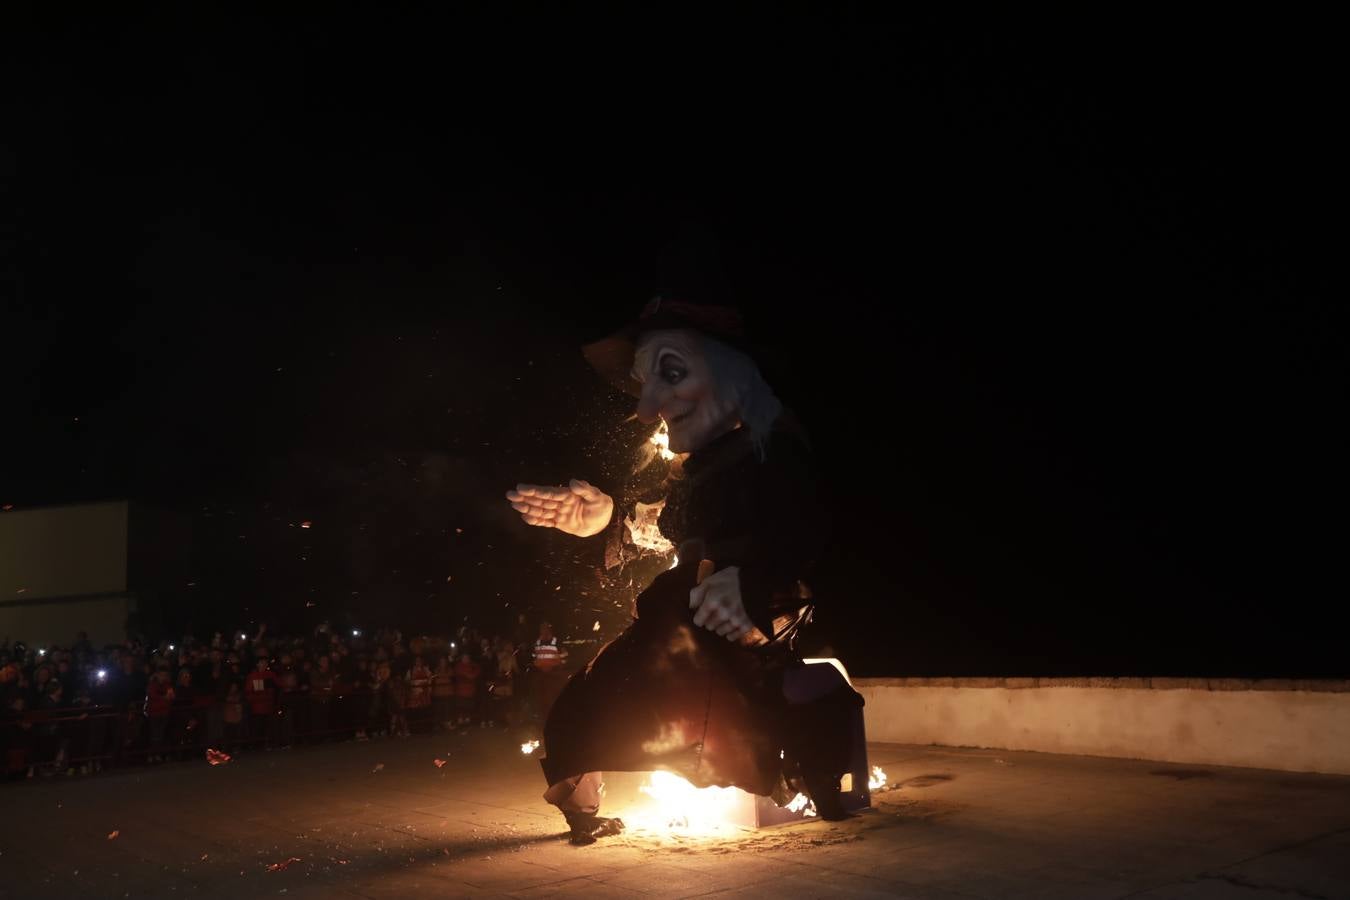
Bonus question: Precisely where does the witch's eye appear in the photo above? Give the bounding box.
[661,365,686,385]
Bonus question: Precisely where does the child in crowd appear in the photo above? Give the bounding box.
[223,682,245,751]
[431,654,454,731]
[453,650,481,728]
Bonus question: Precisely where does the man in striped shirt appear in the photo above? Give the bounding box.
[531,622,568,721]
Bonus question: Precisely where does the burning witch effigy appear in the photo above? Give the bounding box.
[506,296,863,845]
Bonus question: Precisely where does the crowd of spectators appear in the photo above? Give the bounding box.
[2,620,578,780]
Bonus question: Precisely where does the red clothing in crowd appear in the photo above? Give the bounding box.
[407,665,432,709]
[245,669,277,715]
[453,657,481,699]
[532,636,566,672]
[145,679,174,717]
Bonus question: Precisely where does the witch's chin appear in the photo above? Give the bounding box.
[666,430,695,455]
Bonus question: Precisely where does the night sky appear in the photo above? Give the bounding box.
[4,10,1343,676]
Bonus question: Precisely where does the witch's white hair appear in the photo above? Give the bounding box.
[634,329,782,460]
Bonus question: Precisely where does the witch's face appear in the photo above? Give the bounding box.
[633,329,737,454]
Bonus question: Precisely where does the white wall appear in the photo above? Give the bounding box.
[0,594,134,648]
[855,677,1350,776]
[0,502,128,599]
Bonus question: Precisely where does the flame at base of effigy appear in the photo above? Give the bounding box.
[608,771,821,839]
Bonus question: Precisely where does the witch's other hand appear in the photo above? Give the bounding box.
[506,479,614,538]
[689,566,754,642]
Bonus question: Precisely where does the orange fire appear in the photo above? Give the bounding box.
[521,739,540,755]
[623,771,751,835]
[610,771,826,836]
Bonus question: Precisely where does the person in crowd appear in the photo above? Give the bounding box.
[476,640,499,727]
[144,665,175,763]
[453,648,482,728]
[364,662,388,740]
[431,654,455,731]
[386,661,410,738]
[308,654,335,740]
[193,649,217,701]
[3,691,34,779]
[222,654,244,695]
[72,631,94,660]
[406,656,432,731]
[494,640,521,727]
[37,679,71,775]
[68,682,102,774]
[529,622,568,723]
[273,652,302,750]
[222,681,245,751]
[244,654,277,749]
[31,664,55,709]
[170,667,198,756]
[390,640,412,680]
[198,650,226,746]
[352,657,374,740]
[369,658,394,736]
[55,658,76,699]
[113,653,147,715]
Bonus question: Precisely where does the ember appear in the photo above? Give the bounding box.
[520,740,541,755]
[266,857,303,872]
[205,748,232,766]
[433,758,447,768]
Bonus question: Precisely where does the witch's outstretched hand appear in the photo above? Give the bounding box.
[690,566,754,641]
[506,479,614,538]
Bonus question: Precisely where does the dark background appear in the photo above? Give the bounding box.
[3,9,1343,676]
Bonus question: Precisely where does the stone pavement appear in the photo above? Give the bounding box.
[1,727,1347,899]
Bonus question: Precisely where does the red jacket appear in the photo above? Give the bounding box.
[145,679,174,718]
[453,658,481,699]
[407,666,432,709]
[245,669,277,715]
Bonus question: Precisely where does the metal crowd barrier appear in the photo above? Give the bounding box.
[0,690,481,779]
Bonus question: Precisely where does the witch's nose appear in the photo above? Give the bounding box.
[636,388,662,424]
[636,400,661,425]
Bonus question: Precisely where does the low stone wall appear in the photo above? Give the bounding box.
[853,677,1350,775]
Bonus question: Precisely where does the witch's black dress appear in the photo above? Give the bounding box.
[540,421,861,813]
